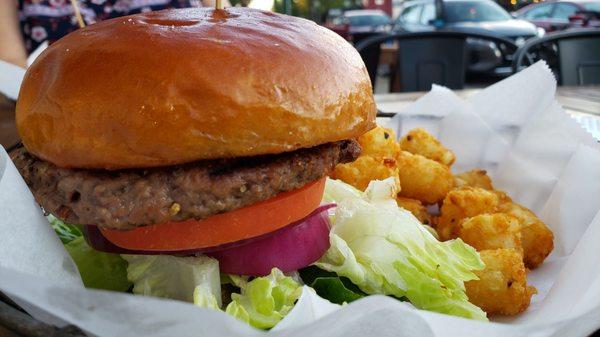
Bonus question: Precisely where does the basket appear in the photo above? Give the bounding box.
[1,105,598,337]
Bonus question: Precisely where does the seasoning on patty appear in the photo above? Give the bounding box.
[12,140,360,230]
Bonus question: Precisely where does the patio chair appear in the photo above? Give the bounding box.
[355,31,517,92]
[351,32,381,46]
[512,29,600,86]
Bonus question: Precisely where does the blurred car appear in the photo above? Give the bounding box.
[515,0,600,31]
[324,9,392,42]
[393,0,542,75]
[568,8,600,28]
[323,8,350,40]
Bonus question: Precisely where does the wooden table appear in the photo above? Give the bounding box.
[0,94,17,150]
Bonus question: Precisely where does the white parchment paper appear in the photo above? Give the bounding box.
[1,61,600,337]
[0,61,25,101]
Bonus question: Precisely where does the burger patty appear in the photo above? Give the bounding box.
[11,140,360,230]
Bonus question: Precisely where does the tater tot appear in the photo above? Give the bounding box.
[497,202,554,269]
[332,155,399,191]
[399,128,455,166]
[459,213,522,255]
[396,197,431,225]
[396,151,454,205]
[493,190,513,204]
[437,187,499,241]
[357,126,401,159]
[454,169,494,190]
[465,249,537,316]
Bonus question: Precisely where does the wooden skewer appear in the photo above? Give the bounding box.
[215,0,224,10]
[69,0,86,28]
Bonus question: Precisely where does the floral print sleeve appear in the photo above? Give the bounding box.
[19,0,200,54]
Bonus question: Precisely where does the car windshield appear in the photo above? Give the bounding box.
[445,1,512,22]
[346,14,390,26]
[583,2,600,12]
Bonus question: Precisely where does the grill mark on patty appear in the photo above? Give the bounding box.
[11,140,360,230]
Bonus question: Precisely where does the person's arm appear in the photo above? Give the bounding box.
[0,0,27,68]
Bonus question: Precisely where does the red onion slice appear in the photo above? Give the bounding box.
[207,204,333,276]
[83,204,335,270]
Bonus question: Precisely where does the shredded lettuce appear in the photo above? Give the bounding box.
[48,214,82,244]
[226,268,302,329]
[65,237,132,291]
[316,178,488,321]
[193,284,221,310]
[48,215,131,291]
[194,268,302,330]
[322,177,363,204]
[299,266,366,304]
[123,254,221,305]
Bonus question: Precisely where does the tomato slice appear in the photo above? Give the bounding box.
[100,178,326,251]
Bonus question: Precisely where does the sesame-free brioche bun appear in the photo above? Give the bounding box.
[16,8,376,170]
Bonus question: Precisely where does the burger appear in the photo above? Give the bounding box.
[8,8,495,327]
[11,7,376,277]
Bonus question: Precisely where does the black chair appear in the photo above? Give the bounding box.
[355,31,518,92]
[351,32,381,46]
[512,29,600,86]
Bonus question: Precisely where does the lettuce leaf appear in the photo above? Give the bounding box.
[299,266,365,304]
[308,277,364,304]
[48,215,131,291]
[226,268,302,329]
[64,237,132,292]
[48,214,82,244]
[316,178,487,321]
[123,254,221,306]
[322,177,363,204]
[193,284,221,310]
[194,268,302,330]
